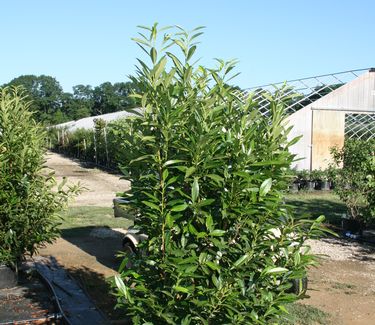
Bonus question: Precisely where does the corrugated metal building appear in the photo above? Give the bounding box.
[287,69,375,170]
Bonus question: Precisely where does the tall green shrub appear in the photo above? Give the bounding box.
[114,24,326,324]
[330,139,375,224]
[0,87,79,267]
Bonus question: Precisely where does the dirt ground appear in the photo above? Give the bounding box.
[45,151,130,207]
[39,152,375,324]
[305,238,375,324]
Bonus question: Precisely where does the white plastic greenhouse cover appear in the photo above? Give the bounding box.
[52,109,141,131]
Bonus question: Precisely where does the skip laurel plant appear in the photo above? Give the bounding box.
[0,87,79,268]
[114,24,328,324]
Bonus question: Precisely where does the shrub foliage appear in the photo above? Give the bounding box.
[0,87,79,267]
[330,139,375,224]
[114,24,327,324]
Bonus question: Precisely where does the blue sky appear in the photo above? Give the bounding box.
[1,0,374,92]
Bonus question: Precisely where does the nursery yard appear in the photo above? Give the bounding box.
[38,152,375,324]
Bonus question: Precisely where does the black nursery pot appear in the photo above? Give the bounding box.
[314,180,322,190]
[341,218,362,235]
[0,264,17,289]
[306,181,315,192]
[290,182,299,193]
[321,181,331,191]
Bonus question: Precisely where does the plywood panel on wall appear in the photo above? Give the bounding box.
[286,106,312,170]
[312,110,345,170]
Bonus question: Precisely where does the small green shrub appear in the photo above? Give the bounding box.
[297,170,310,182]
[329,139,375,224]
[114,24,327,324]
[310,169,324,182]
[0,87,79,267]
[48,119,125,169]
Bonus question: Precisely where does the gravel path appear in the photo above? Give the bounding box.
[308,237,375,263]
[45,151,130,207]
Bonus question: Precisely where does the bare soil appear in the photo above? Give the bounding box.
[39,152,375,324]
[45,151,130,207]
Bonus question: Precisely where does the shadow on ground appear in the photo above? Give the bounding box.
[59,227,132,323]
[68,266,131,324]
[0,269,56,323]
[287,196,346,225]
[61,226,126,271]
[319,237,375,262]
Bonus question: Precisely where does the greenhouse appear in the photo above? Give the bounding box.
[243,68,375,170]
[53,68,375,171]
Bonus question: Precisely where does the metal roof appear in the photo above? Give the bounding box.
[53,109,140,131]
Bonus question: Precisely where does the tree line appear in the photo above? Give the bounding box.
[2,75,342,126]
[1,75,139,125]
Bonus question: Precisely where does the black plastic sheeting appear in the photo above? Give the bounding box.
[32,256,108,325]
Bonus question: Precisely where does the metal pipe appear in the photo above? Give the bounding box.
[311,107,375,113]
[245,68,370,90]
[0,313,62,325]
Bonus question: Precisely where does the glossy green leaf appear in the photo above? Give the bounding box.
[142,200,160,211]
[210,229,225,236]
[205,215,213,231]
[185,166,196,179]
[170,203,188,212]
[265,267,288,275]
[192,177,199,203]
[173,285,190,293]
[259,178,272,197]
[205,261,220,271]
[232,254,251,269]
[163,159,186,167]
[162,169,169,181]
[316,215,325,223]
[150,47,157,64]
[206,174,224,184]
[187,45,196,61]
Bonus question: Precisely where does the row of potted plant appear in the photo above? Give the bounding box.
[289,169,332,192]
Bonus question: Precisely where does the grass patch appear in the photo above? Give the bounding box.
[283,303,330,324]
[330,282,357,295]
[286,192,346,226]
[331,282,356,290]
[59,206,133,237]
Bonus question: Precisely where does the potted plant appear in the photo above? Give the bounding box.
[299,169,315,192]
[320,169,331,191]
[0,87,79,288]
[289,169,300,193]
[310,169,322,190]
[296,169,309,190]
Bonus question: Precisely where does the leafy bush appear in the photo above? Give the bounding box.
[309,170,322,182]
[113,24,327,324]
[296,169,310,182]
[329,139,375,224]
[0,87,79,267]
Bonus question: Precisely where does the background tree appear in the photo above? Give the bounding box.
[2,75,141,124]
[8,75,64,122]
[92,81,139,115]
[72,84,95,117]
